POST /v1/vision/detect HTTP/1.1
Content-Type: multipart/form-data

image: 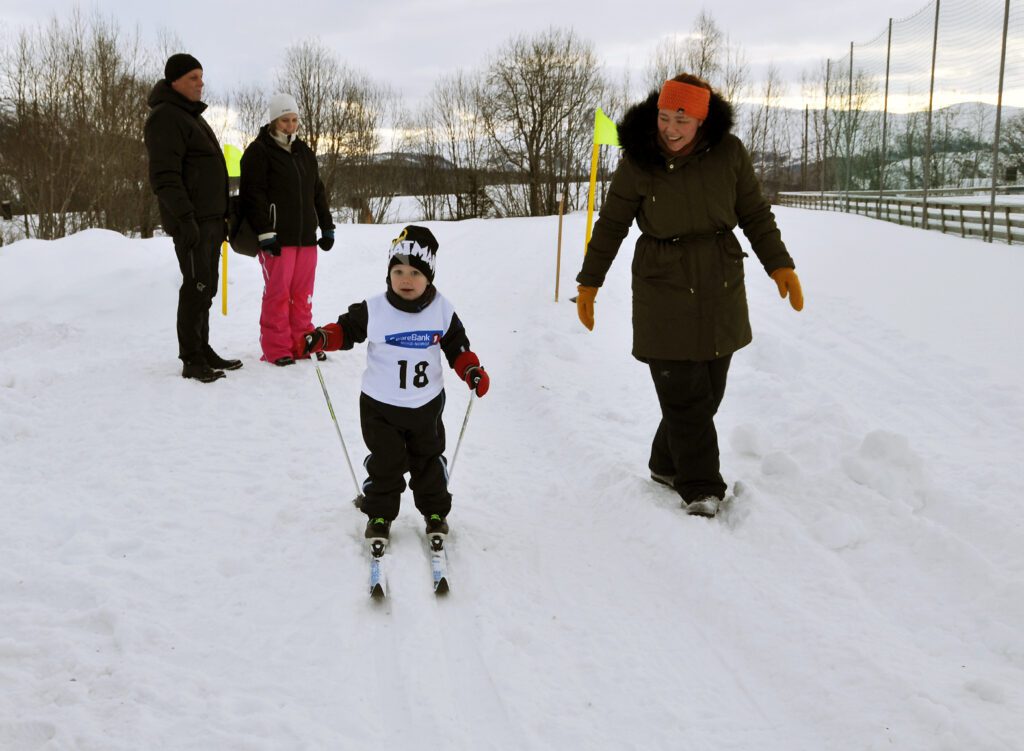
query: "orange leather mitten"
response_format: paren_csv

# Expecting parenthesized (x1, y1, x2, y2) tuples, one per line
(770, 268, 804, 312)
(576, 285, 598, 331)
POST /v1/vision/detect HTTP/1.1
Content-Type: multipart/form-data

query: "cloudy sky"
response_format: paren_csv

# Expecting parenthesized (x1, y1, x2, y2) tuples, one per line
(0, 0, 932, 106)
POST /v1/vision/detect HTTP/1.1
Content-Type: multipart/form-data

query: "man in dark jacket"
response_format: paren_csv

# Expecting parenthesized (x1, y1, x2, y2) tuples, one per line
(144, 53, 241, 383)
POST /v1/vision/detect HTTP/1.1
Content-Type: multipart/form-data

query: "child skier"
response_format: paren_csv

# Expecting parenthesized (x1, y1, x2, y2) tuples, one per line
(301, 225, 489, 550)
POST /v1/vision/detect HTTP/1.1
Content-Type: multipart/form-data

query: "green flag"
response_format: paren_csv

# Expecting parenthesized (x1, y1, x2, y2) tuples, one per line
(593, 107, 619, 147)
(223, 144, 242, 178)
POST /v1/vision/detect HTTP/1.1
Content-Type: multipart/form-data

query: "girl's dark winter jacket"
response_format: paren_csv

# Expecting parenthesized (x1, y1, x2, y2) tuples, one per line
(144, 81, 228, 235)
(239, 125, 334, 246)
(577, 90, 796, 362)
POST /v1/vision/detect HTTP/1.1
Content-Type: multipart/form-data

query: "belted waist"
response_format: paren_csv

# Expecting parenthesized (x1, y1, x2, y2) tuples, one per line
(642, 230, 731, 244)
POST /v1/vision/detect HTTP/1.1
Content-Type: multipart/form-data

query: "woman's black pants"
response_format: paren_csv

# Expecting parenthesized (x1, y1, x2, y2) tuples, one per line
(647, 355, 732, 502)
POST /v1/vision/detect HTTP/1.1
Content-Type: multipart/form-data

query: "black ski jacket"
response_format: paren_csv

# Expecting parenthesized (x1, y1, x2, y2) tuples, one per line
(143, 80, 229, 235)
(239, 125, 334, 246)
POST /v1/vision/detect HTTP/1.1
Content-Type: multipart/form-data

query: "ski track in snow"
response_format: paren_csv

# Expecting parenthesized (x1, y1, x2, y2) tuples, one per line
(1, 215, 1022, 749)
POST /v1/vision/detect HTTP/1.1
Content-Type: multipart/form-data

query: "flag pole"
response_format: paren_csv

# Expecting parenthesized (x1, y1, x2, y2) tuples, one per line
(221, 241, 228, 316)
(584, 108, 620, 257)
(555, 192, 565, 302)
(222, 144, 243, 316)
(584, 143, 601, 256)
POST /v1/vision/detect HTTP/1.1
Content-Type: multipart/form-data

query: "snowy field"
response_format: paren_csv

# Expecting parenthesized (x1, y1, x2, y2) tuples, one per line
(1, 208, 1022, 750)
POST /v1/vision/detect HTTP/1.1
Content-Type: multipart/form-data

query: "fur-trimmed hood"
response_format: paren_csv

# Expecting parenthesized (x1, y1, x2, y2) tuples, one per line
(616, 89, 735, 170)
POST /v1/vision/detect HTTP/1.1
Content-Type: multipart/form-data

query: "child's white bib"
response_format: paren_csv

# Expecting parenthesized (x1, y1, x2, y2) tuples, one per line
(361, 292, 456, 408)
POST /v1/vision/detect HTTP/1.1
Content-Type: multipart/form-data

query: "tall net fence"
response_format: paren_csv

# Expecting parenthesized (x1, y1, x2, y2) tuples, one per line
(783, 0, 1023, 197)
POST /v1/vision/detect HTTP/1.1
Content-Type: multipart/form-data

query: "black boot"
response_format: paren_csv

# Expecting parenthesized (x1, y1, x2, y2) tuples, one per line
(424, 514, 449, 537)
(365, 517, 392, 542)
(203, 345, 242, 371)
(182, 359, 225, 383)
(274, 356, 295, 367)
(424, 514, 448, 552)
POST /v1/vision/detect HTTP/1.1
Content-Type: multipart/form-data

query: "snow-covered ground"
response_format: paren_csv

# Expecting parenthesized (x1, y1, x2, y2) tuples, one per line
(1, 208, 1021, 750)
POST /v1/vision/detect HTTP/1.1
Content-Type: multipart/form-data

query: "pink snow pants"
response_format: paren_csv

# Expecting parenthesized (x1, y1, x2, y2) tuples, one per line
(258, 245, 317, 362)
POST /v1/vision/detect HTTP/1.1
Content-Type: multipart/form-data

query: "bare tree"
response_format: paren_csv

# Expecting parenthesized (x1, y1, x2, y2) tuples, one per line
(413, 70, 493, 220)
(899, 109, 924, 190)
(407, 115, 448, 221)
(276, 39, 341, 156)
(76, 15, 155, 235)
(333, 74, 402, 224)
(965, 103, 994, 185)
(800, 63, 831, 190)
(0, 16, 88, 239)
(744, 63, 793, 195)
(823, 67, 883, 192)
(225, 84, 270, 148)
(273, 40, 403, 224)
(0, 10, 155, 239)
(930, 106, 958, 188)
(478, 27, 604, 217)
(644, 35, 687, 91)
(718, 35, 749, 104)
(153, 27, 184, 67)
(644, 11, 742, 98)
(999, 111, 1024, 179)
(685, 10, 723, 82)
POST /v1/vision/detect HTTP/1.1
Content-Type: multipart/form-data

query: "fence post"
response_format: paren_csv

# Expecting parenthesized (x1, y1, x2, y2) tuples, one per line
(923, 0, 941, 231)
(803, 104, 809, 190)
(845, 42, 854, 213)
(990, 0, 1011, 243)
(879, 18, 893, 217)
(823, 60, 831, 195)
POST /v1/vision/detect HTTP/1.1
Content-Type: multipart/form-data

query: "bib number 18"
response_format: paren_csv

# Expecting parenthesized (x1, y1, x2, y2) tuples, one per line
(397, 360, 429, 389)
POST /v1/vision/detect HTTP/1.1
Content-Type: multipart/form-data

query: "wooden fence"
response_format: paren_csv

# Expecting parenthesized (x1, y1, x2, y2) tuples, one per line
(777, 192, 1024, 244)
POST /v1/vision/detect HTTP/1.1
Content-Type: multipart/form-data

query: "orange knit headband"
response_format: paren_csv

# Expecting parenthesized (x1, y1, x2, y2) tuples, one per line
(657, 80, 710, 120)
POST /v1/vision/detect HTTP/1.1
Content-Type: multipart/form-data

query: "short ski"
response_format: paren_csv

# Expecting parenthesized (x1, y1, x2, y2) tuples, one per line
(369, 540, 388, 600)
(429, 535, 449, 594)
(366, 536, 449, 597)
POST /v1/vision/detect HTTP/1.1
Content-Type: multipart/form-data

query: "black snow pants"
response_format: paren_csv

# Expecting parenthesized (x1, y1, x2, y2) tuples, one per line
(359, 391, 452, 522)
(647, 355, 732, 502)
(173, 219, 223, 363)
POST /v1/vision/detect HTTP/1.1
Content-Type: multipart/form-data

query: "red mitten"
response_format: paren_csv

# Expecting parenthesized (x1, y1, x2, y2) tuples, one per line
(300, 323, 344, 354)
(454, 351, 489, 397)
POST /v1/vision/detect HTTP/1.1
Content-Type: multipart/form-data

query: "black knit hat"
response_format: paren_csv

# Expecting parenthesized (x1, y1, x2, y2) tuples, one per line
(164, 53, 202, 83)
(388, 225, 438, 282)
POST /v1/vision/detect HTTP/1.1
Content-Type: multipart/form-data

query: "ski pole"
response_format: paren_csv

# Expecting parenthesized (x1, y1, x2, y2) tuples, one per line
(447, 394, 475, 486)
(314, 364, 365, 507)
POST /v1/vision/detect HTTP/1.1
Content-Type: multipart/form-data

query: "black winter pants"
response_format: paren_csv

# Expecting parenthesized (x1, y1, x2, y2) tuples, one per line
(172, 220, 222, 363)
(647, 355, 732, 502)
(359, 391, 452, 522)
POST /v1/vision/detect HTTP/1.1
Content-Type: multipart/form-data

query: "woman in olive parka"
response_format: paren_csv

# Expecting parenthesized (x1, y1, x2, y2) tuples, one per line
(575, 73, 804, 518)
